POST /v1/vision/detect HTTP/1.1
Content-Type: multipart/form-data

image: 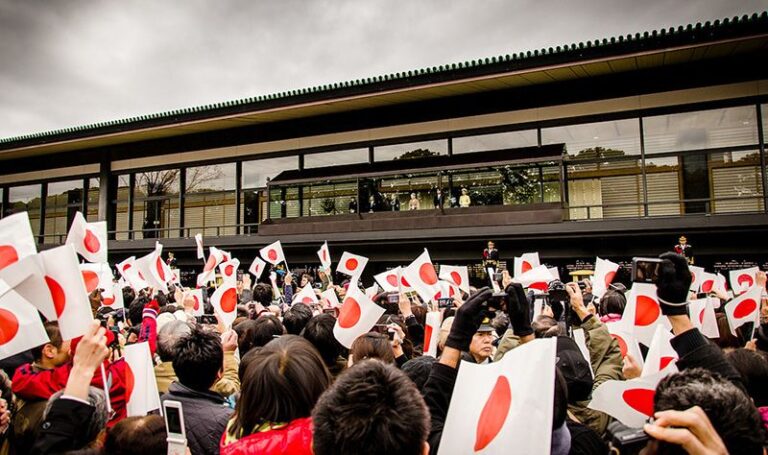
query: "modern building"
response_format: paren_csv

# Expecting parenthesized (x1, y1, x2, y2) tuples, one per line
(2, 13, 768, 283)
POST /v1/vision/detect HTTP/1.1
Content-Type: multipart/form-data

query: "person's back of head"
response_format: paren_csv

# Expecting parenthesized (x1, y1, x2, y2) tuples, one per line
(252, 283, 273, 307)
(312, 359, 429, 455)
(401, 355, 436, 392)
(229, 335, 331, 438)
(31, 322, 68, 367)
(599, 290, 626, 316)
(349, 332, 394, 365)
(156, 320, 192, 363)
(234, 319, 257, 355)
(652, 367, 765, 454)
(127, 298, 147, 326)
(250, 315, 285, 349)
(283, 303, 313, 335)
(725, 348, 768, 407)
(172, 327, 223, 391)
(44, 387, 108, 450)
(302, 314, 343, 368)
(104, 415, 167, 455)
(533, 315, 561, 338)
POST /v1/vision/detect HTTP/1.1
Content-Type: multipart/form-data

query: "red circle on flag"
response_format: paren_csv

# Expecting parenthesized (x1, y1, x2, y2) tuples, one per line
(622, 388, 655, 417)
(635, 296, 659, 326)
(529, 282, 548, 292)
(611, 333, 628, 358)
(521, 261, 533, 273)
(401, 276, 410, 287)
(220, 288, 237, 313)
(733, 299, 757, 319)
(103, 296, 115, 306)
(699, 308, 706, 324)
(386, 274, 398, 287)
(302, 297, 314, 304)
(0, 309, 20, 346)
(0, 245, 19, 271)
(474, 375, 512, 452)
(82, 271, 100, 293)
(738, 274, 754, 288)
(424, 324, 434, 353)
(450, 271, 462, 286)
(345, 258, 359, 271)
(45, 276, 66, 318)
(419, 263, 438, 286)
(155, 257, 166, 281)
(338, 297, 361, 329)
(659, 356, 675, 370)
(322, 250, 327, 262)
(83, 229, 100, 254)
(701, 280, 714, 293)
(125, 363, 135, 403)
(123, 263, 132, 271)
(203, 255, 217, 272)
(267, 249, 278, 261)
(193, 295, 200, 311)
(225, 265, 234, 276)
(604, 271, 616, 287)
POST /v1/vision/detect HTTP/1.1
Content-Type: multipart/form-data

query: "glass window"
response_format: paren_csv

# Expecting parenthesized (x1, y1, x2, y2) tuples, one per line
(268, 186, 301, 219)
(302, 180, 358, 216)
(113, 175, 131, 241)
(185, 163, 236, 236)
(453, 130, 538, 154)
(709, 150, 764, 214)
(644, 157, 682, 216)
(242, 156, 297, 189)
(566, 159, 645, 220)
(304, 148, 368, 169)
(133, 170, 180, 239)
(542, 118, 641, 159)
(375, 139, 448, 161)
(643, 105, 759, 154)
(86, 178, 100, 222)
(375, 172, 440, 211)
(45, 180, 83, 243)
(8, 184, 41, 237)
(762, 104, 768, 143)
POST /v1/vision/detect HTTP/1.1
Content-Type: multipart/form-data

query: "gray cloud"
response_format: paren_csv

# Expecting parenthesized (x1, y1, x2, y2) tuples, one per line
(0, 0, 765, 138)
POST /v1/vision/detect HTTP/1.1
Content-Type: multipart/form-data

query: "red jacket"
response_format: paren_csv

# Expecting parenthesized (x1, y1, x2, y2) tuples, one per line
(219, 417, 313, 455)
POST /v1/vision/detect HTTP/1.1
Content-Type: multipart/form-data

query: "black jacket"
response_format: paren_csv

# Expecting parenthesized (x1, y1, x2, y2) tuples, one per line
(161, 382, 232, 455)
(422, 363, 458, 455)
(31, 398, 94, 454)
(670, 328, 747, 394)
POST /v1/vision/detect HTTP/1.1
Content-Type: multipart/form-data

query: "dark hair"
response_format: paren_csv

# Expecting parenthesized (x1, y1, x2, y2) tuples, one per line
(250, 315, 285, 349)
(154, 292, 168, 308)
(714, 313, 742, 349)
(233, 319, 256, 354)
(238, 346, 262, 381)
(121, 287, 135, 308)
(401, 356, 436, 392)
(229, 335, 331, 437)
(725, 348, 768, 407)
(654, 368, 765, 455)
(302, 314, 343, 368)
(312, 360, 429, 455)
(553, 368, 568, 430)
(31, 322, 63, 361)
(103, 415, 167, 455)
(532, 315, 561, 338)
(349, 333, 394, 364)
(127, 298, 146, 326)
(599, 290, 626, 316)
(252, 283, 273, 306)
(172, 328, 223, 391)
(283, 303, 313, 335)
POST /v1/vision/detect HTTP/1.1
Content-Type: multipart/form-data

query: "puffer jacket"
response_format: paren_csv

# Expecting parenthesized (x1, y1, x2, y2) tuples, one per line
(219, 416, 313, 455)
(161, 382, 232, 455)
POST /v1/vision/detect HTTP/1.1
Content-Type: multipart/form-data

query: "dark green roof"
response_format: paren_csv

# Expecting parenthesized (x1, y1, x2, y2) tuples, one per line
(1, 11, 767, 148)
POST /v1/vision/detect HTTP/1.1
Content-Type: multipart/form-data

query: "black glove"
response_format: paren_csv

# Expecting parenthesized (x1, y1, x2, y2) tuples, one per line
(505, 283, 533, 337)
(656, 252, 692, 315)
(445, 287, 493, 352)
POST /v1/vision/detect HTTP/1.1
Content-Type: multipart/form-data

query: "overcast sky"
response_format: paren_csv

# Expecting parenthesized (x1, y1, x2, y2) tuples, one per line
(0, 0, 765, 139)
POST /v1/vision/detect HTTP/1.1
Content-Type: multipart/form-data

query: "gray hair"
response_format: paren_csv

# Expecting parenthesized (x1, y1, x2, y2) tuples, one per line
(44, 386, 109, 444)
(157, 320, 193, 362)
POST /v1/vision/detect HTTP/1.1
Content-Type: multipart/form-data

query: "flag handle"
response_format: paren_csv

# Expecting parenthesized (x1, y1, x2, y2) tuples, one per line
(100, 363, 112, 415)
(283, 259, 291, 275)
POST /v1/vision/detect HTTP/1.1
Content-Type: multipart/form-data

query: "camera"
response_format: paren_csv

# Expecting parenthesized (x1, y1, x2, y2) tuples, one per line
(387, 293, 400, 304)
(437, 297, 453, 308)
(547, 280, 569, 305)
(631, 257, 664, 284)
(606, 421, 648, 454)
(195, 315, 218, 324)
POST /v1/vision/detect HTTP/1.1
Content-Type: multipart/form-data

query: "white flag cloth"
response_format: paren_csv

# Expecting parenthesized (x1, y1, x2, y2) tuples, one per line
(211, 283, 238, 327)
(135, 243, 168, 294)
(513, 252, 540, 278)
(592, 257, 619, 299)
(292, 284, 319, 305)
(688, 265, 704, 294)
(402, 249, 441, 303)
(572, 328, 594, 378)
(715, 273, 728, 296)
(438, 338, 556, 455)
(79, 263, 114, 295)
(101, 282, 125, 310)
(0, 212, 37, 272)
(333, 286, 384, 349)
(375, 267, 402, 293)
(248, 257, 266, 280)
(0, 285, 50, 361)
(688, 297, 719, 338)
(622, 283, 670, 347)
(423, 311, 442, 358)
(642, 325, 678, 377)
(724, 285, 761, 335)
(186, 288, 205, 316)
(259, 241, 286, 266)
(433, 281, 459, 300)
(0, 255, 57, 321)
(195, 233, 204, 259)
(319, 288, 340, 308)
(547, 267, 561, 281)
(589, 371, 666, 428)
(124, 342, 161, 416)
(729, 267, 759, 296)
(512, 265, 554, 293)
(439, 265, 470, 294)
(606, 321, 645, 370)
(317, 241, 332, 270)
(39, 245, 94, 340)
(218, 258, 240, 285)
(364, 284, 379, 300)
(336, 252, 368, 279)
(116, 257, 149, 291)
(65, 211, 107, 263)
(698, 272, 717, 294)
(198, 246, 226, 285)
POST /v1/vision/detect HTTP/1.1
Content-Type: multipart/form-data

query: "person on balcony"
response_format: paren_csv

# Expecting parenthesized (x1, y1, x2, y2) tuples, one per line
(408, 193, 420, 211)
(459, 188, 471, 207)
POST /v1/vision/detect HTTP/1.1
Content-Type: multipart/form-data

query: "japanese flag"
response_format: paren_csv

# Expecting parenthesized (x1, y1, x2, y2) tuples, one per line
(195, 233, 204, 259)
(0, 255, 57, 321)
(513, 252, 540, 278)
(124, 342, 161, 416)
(402, 249, 441, 304)
(433, 281, 458, 300)
(606, 321, 645, 370)
(364, 284, 379, 300)
(375, 267, 402, 293)
(38, 245, 94, 340)
(592, 257, 619, 299)
(317, 241, 332, 270)
(248, 257, 266, 280)
(116, 257, 149, 291)
(187, 288, 205, 316)
(688, 297, 719, 338)
(729, 267, 759, 296)
(135, 243, 168, 294)
(336, 252, 368, 279)
(688, 265, 704, 294)
(439, 265, 469, 294)
(0, 212, 37, 272)
(423, 311, 442, 358)
(333, 285, 384, 349)
(101, 282, 125, 310)
(642, 325, 678, 378)
(438, 338, 556, 455)
(589, 371, 666, 428)
(211, 282, 238, 327)
(513, 265, 553, 294)
(218, 258, 240, 285)
(622, 283, 669, 347)
(65, 211, 107, 263)
(699, 272, 719, 294)
(0, 284, 50, 361)
(715, 273, 728, 296)
(79, 263, 114, 295)
(198, 246, 226, 285)
(724, 285, 761, 335)
(293, 284, 319, 305)
(259, 241, 285, 266)
(320, 288, 340, 308)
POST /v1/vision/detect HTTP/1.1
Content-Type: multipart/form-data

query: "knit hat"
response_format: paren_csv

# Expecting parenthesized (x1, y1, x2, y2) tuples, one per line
(555, 336, 593, 402)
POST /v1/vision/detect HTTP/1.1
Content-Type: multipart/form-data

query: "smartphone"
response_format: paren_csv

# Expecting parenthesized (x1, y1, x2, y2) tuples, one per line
(236, 270, 244, 282)
(195, 315, 218, 325)
(163, 400, 187, 455)
(387, 293, 400, 304)
(437, 298, 453, 308)
(631, 257, 664, 283)
(322, 307, 337, 315)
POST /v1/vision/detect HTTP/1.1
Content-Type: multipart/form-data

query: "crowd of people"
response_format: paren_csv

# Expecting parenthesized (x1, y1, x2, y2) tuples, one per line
(0, 248, 766, 455)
